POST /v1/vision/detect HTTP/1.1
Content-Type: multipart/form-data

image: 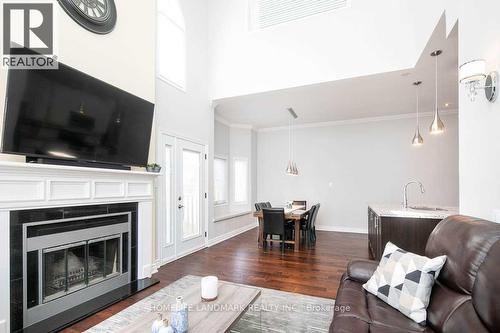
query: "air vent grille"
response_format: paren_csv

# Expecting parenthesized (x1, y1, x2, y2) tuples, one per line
(257, 0, 348, 28)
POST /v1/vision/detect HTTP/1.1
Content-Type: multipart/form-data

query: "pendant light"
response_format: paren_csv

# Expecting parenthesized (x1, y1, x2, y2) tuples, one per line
(412, 81, 424, 146)
(430, 50, 445, 134)
(285, 108, 298, 176)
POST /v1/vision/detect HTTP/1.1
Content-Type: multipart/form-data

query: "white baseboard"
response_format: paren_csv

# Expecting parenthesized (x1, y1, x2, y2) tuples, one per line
(141, 263, 154, 278)
(151, 259, 161, 275)
(316, 224, 368, 234)
(207, 222, 258, 247)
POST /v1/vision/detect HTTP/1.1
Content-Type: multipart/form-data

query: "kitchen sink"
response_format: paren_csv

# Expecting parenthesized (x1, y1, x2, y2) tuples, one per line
(409, 206, 448, 211)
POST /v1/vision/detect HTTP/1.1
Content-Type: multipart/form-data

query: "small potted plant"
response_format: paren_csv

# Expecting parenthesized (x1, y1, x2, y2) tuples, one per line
(146, 163, 162, 173)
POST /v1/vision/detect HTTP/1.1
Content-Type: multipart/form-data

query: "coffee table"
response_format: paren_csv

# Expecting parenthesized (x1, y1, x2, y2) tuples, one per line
(118, 280, 261, 333)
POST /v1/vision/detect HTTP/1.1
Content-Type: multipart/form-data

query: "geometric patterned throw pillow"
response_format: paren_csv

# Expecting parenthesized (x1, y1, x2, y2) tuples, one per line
(363, 242, 446, 325)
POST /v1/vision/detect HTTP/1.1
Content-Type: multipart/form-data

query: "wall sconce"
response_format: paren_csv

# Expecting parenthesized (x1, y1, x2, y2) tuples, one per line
(459, 59, 497, 102)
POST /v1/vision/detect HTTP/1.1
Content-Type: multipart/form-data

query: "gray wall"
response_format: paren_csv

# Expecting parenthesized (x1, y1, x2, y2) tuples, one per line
(256, 114, 459, 233)
(212, 119, 257, 241)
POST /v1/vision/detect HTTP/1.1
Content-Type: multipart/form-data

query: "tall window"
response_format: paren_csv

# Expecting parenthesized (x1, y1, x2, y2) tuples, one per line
(157, 0, 186, 90)
(233, 158, 248, 204)
(214, 156, 228, 205)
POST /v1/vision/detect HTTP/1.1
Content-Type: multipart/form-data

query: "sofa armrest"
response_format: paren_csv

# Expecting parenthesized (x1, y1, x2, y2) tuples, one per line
(346, 260, 379, 284)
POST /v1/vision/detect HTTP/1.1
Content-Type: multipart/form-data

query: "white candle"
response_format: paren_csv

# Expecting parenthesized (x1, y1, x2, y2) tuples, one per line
(201, 276, 218, 301)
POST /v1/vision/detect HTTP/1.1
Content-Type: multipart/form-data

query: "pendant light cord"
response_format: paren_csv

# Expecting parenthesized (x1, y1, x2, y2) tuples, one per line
(435, 54, 438, 111)
(288, 117, 291, 162)
(291, 117, 294, 162)
(416, 85, 420, 127)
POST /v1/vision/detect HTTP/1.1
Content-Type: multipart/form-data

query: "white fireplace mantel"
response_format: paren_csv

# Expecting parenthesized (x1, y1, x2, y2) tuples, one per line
(0, 161, 159, 332)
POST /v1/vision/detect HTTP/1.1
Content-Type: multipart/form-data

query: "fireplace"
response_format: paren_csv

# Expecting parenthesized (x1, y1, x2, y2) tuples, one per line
(9, 203, 158, 333)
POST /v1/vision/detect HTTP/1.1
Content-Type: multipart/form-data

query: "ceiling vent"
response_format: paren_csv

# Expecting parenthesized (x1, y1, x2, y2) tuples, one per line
(251, 0, 349, 29)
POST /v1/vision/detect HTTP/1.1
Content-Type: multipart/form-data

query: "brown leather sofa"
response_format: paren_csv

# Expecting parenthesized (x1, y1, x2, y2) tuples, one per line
(330, 215, 500, 333)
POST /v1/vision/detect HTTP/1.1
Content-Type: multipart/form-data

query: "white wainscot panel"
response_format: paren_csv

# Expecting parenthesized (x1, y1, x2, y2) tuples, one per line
(49, 180, 91, 200)
(0, 180, 44, 202)
(127, 181, 152, 197)
(94, 181, 125, 199)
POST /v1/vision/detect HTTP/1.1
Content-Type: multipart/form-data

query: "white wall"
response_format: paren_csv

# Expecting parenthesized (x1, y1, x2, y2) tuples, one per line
(257, 113, 459, 233)
(0, 0, 156, 161)
(154, 0, 216, 247)
(457, 0, 500, 221)
(155, 0, 211, 144)
(208, 0, 439, 100)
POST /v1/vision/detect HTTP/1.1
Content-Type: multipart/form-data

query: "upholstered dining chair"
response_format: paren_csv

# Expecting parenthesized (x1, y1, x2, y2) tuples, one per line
(262, 208, 293, 253)
(300, 205, 315, 247)
(310, 203, 320, 242)
(301, 204, 320, 246)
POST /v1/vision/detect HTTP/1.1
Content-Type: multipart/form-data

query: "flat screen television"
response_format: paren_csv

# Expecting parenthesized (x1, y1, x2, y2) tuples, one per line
(1, 62, 154, 168)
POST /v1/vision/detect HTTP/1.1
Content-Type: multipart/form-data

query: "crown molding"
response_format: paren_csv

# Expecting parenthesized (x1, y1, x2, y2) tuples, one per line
(215, 114, 254, 130)
(257, 109, 458, 132)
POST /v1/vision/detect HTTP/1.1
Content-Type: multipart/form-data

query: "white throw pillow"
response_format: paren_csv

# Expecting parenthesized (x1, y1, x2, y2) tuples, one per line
(363, 242, 446, 325)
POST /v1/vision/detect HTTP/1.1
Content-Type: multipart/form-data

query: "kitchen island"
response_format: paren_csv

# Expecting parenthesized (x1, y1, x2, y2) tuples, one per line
(368, 204, 458, 260)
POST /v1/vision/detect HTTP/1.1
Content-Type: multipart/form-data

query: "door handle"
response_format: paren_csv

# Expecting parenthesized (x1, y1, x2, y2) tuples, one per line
(178, 204, 184, 209)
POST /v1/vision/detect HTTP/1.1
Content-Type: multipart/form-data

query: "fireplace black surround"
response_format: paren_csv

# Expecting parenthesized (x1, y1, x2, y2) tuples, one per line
(10, 203, 159, 333)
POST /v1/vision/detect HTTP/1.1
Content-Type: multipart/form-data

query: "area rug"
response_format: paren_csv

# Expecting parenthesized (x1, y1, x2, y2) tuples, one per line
(86, 275, 335, 333)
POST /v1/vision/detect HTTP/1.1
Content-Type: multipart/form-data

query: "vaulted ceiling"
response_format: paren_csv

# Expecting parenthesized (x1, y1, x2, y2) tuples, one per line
(214, 17, 458, 129)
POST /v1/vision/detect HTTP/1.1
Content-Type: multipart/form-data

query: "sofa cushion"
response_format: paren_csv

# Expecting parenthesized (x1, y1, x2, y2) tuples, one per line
(363, 242, 446, 325)
(331, 273, 435, 333)
(425, 215, 500, 332)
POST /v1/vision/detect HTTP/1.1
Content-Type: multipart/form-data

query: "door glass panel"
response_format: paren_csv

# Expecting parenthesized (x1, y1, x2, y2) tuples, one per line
(182, 149, 201, 239)
(165, 145, 173, 244)
(88, 240, 105, 284)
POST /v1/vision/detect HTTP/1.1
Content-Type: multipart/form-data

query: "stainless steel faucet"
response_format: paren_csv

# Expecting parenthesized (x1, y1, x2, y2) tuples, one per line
(403, 181, 425, 208)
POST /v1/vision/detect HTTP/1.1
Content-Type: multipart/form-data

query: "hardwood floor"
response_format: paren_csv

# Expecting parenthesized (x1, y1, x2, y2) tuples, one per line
(63, 227, 369, 332)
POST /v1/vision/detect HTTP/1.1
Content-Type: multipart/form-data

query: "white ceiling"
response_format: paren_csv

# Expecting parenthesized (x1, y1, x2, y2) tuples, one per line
(214, 17, 458, 129)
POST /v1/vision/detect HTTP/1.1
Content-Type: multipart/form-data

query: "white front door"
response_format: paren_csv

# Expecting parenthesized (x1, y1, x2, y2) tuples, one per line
(157, 134, 206, 264)
(175, 138, 206, 256)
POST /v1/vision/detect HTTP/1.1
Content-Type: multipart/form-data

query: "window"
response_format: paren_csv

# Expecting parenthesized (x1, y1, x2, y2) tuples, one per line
(214, 156, 228, 205)
(233, 158, 248, 203)
(157, 0, 186, 90)
(249, 0, 349, 30)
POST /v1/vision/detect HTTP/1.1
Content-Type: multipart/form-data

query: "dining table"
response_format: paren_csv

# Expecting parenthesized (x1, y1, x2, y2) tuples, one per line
(253, 206, 309, 252)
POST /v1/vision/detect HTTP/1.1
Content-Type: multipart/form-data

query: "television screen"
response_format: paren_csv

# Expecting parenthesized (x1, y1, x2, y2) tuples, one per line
(2, 63, 154, 167)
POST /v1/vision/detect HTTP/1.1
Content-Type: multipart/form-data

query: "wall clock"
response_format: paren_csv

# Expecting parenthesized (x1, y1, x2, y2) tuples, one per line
(58, 0, 117, 34)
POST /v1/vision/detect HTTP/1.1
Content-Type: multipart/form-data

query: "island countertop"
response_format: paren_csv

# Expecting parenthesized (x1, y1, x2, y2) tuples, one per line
(368, 204, 459, 219)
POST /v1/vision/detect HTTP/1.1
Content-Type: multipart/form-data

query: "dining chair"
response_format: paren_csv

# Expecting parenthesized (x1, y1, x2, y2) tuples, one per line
(262, 208, 292, 253)
(292, 200, 307, 210)
(300, 205, 316, 247)
(310, 203, 320, 243)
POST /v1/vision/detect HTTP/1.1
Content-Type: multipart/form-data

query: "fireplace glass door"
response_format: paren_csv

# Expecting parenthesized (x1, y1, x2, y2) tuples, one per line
(67, 242, 87, 292)
(43, 247, 67, 302)
(105, 237, 120, 278)
(88, 239, 105, 284)
(42, 235, 122, 303)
